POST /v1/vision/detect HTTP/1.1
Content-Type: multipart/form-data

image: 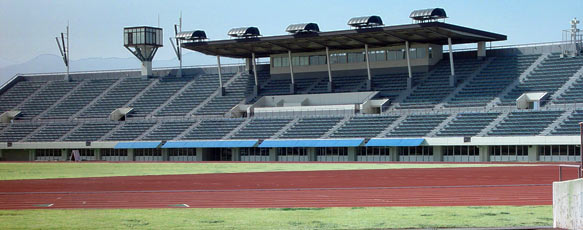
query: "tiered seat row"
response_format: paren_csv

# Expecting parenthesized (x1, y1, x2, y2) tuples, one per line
(64, 122, 119, 141)
(0, 80, 44, 112)
(499, 54, 583, 105)
(387, 114, 449, 137)
(436, 112, 500, 137)
(27, 123, 77, 141)
(79, 78, 153, 118)
(445, 55, 540, 107)
(17, 80, 80, 119)
(551, 110, 583, 135)
(400, 58, 484, 108)
(156, 74, 222, 116)
(182, 119, 244, 140)
(143, 121, 194, 141)
(0, 123, 41, 142)
(129, 78, 192, 117)
(280, 117, 342, 138)
(488, 110, 563, 136)
(105, 121, 157, 141)
(194, 74, 248, 116)
(42, 79, 117, 119)
(331, 115, 399, 138)
(231, 118, 292, 139)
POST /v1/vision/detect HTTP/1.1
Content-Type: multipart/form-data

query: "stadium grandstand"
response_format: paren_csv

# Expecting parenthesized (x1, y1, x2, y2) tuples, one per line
(1, 8, 583, 163)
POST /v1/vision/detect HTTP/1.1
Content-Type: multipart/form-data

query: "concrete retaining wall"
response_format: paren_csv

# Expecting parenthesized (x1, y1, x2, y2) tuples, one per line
(553, 178, 583, 229)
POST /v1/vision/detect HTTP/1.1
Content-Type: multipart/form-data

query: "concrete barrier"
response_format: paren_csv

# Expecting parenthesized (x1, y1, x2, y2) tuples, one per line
(553, 178, 583, 229)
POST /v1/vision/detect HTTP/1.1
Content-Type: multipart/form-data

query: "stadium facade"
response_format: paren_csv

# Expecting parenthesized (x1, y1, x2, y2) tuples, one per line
(1, 9, 583, 163)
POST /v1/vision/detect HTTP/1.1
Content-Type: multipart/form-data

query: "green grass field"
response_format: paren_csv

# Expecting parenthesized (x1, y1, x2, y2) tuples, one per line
(0, 162, 527, 180)
(0, 206, 552, 230)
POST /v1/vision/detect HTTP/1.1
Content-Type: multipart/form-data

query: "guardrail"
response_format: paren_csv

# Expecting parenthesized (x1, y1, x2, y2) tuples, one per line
(444, 40, 579, 53)
(558, 164, 582, 181)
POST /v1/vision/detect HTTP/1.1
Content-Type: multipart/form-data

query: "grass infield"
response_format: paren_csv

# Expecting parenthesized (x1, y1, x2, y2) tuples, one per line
(0, 162, 528, 180)
(0, 206, 552, 229)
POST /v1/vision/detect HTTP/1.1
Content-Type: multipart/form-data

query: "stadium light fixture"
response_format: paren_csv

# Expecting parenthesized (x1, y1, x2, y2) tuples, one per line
(55, 22, 70, 81)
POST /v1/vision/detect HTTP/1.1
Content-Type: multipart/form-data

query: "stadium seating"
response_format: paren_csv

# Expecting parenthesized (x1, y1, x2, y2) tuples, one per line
(488, 110, 563, 136)
(331, 115, 399, 138)
(231, 118, 293, 139)
(0, 80, 44, 112)
(436, 112, 500, 137)
(128, 77, 192, 117)
(551, 110, 583, 135)
(156, 74, 226, 117)
(498, 54, 583, 106)
(142, 120, 195, 141)
(194, 74, 251, 116)
(17, 80, 80, 119)
(79, 78, 153, 118)
(42, 79, 117, 119)
(0, 123, 42, 142)
(399, 58, 484, 108)
(105, 121, 157, 141)
(386, 114, 449, 137)
(64, 122, 119, 141)
(445, 55, 540, 107)
(280, 116, 343, 138)
(182, 119, 244, 140)
(27, 123, 77, 141)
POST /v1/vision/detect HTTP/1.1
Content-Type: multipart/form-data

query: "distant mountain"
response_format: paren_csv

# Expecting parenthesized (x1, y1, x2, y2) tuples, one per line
(0, 52, 240, 85)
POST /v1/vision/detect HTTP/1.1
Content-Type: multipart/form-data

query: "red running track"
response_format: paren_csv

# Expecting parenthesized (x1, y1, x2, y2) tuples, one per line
(0, 165, 579, 209)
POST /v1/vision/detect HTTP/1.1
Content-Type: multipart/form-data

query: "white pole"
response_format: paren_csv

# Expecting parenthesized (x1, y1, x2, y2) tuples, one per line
(252, 52, 258, 86)
(405, 41, 412, 89)
(217, 56, 223, 89)
(288, 50, 294, 84)
(66, 23, 70, 80)
(364, 44, 371, 81)
(326, 46, 332, 82)
(448, 37, 455, 87)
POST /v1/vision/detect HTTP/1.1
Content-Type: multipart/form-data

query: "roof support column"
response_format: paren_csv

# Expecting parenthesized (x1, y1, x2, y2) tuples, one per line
(216, 56, 225, 96)
(364, 44, 372, 91)
(405, 41, 412, 90)
(326, 46, 333, 92)
(448, 37, 455, 87)
(252, 52, 259, 97)
(477, 41, 486, 59)
(288, 50, 295, 94)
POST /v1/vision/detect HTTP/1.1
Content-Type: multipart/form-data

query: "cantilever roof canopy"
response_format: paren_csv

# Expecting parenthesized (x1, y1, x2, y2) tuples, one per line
(182, 22, 506, 59)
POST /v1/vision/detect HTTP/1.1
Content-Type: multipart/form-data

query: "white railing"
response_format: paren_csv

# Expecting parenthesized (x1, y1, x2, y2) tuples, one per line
(445, 40, 577, 53)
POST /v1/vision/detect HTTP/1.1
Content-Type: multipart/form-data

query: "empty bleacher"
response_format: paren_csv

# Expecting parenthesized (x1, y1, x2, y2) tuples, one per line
(445, 55, 539, 107)
(551, 110, 583, 135)
(42, 79, 117, 119)
(436, 112, 500, 137)
(331, 115, 399, 138)
(17, 80, 80, 119)
(371, 73, 415, 101)
(231, 118, 293, 139)
(79, 78, 153, 118)
(64, 122, 119, 141)
(0, 123, 41, 142)
(0, 80, 44, 112)
(181, 119, 244, 140)
(156, 74, 222, 116)
(142, 120, 195, 141)
(556, 77, 583, 103)
(399, 58, 484, 108)
(105, 121, 157, 141)
(488, 110, 563, 136)
(27, 123, 77, 141)
(280, 117, 342, 138)
(499, 54, 583, 106)
(387, 114, 449, 137)
(194, 74, 250, 116)
(128, 77, 191, 117)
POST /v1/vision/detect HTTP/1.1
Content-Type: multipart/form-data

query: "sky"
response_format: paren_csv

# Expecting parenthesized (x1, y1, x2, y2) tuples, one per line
(0, 0, 582, 65)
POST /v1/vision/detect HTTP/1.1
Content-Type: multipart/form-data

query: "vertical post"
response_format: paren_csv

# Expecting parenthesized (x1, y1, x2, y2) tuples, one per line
(252, 53, 259, 97)
(405, 41, 412, 90)
(580, 122, 583, 178)
(364, 44, 372, 91)
(288, 50, 295, 94)
(326, 47, 333, 92)
(448, 37, 455, 87)
(216, 56, 225, 96)
(66, 24, 70, 81)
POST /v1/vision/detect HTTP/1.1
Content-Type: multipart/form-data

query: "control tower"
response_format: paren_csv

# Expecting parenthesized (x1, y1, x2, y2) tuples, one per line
(124, 26, 163, 77)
